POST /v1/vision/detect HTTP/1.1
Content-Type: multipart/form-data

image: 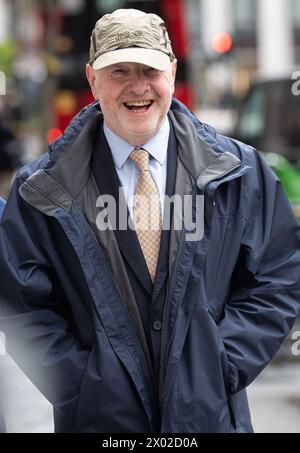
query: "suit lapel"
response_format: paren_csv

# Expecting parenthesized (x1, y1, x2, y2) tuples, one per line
(91, 125, 153, 294)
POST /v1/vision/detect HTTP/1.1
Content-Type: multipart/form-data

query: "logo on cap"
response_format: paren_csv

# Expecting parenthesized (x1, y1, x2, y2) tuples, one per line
(116, 30, 143, 43)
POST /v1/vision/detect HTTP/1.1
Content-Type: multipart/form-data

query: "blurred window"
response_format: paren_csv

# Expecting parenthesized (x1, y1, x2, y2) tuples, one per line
(188, 0, 202, 49)
(292, 0, 300, 28)
(232, 0, 256, 47)
(237, 86, 265, 141)
(232, 0, 256, 33)
(278, 84, 300, 149)
(57, 0, 85, 14)
(95, 0, 125, 13)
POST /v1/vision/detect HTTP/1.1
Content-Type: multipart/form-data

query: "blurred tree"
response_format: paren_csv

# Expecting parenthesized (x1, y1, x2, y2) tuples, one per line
(0, 39, 16, 77)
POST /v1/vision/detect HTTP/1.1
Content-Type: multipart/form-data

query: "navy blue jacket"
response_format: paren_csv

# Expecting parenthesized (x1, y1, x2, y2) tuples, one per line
(0, 99, 299, 433)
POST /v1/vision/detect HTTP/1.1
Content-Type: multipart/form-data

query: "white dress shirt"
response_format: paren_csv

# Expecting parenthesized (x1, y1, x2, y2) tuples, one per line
(103, 117, 169, 220)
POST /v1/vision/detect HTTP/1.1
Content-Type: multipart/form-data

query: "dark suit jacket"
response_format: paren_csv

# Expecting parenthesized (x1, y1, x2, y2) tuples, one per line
(91, 120, 178, 387)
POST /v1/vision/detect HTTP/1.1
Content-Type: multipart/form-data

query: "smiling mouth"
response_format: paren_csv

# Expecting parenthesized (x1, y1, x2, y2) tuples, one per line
(123, 100, 153, 112)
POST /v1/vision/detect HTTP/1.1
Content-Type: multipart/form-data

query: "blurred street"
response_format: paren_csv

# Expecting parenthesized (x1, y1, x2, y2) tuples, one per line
(1, 353, 54, 433)
(1, 349, 300, 433)
(248, 363, 300, 433)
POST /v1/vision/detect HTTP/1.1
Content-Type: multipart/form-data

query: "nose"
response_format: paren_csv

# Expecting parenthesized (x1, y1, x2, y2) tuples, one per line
(127, 73, 150, 95)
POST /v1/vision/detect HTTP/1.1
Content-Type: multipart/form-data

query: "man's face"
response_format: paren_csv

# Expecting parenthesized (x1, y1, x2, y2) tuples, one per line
(86, 60, 177, 146)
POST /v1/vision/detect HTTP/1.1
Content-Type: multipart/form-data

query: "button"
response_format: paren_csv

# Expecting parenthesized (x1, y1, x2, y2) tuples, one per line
(152, 320, 162, 331)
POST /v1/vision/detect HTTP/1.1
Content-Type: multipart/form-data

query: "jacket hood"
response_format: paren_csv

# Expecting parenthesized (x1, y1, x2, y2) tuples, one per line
(48, 98, 234, 164)
(19, 98, 251, 214)
(46, 98, 244, 190)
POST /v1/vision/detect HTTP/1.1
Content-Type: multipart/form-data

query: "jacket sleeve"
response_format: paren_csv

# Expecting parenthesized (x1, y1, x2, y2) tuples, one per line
(218, 151, 300, 394)
(0, 178, 90, 422)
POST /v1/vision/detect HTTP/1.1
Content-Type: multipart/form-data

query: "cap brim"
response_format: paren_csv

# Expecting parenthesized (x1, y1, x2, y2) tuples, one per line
(92, 48, 171, 71)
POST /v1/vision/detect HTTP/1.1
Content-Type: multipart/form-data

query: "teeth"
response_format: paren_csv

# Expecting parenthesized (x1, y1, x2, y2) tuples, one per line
(125, 100, 152, 107)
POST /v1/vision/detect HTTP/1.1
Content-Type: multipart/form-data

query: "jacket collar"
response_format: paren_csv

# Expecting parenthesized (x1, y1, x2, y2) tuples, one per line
(19, 99, 246, 209)
(169, 108, 242, 191)
(47, 108, 101, 200)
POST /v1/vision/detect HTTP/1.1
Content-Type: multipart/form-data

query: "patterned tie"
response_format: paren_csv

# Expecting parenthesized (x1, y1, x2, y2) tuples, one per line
(130, 148, 162, 283)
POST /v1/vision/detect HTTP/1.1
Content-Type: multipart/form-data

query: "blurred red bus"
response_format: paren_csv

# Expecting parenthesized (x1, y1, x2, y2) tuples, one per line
(47, 0, 193, 134)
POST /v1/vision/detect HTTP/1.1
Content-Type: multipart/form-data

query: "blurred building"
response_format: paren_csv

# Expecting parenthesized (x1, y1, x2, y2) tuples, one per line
(189, 0, 300, 109)
(0, 0, 299, 141)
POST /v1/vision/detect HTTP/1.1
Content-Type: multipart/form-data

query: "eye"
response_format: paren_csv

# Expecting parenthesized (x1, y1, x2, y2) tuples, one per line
(145, 67, 160, 75)
(113, 69, 124, 75)
(111, 67, 128, 77)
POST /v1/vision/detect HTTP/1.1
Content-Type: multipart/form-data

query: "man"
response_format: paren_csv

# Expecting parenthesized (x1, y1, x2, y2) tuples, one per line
(0, 8, 299, 433)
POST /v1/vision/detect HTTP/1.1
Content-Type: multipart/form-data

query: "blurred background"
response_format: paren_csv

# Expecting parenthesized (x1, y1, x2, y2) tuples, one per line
(0, 0, 300, 433)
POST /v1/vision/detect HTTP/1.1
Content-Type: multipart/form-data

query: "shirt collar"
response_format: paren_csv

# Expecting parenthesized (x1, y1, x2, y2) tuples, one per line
(103, 116, 170, 170)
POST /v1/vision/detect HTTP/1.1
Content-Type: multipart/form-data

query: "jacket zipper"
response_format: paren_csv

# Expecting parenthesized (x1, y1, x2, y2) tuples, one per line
(159, 162, 246, 410)
(159, 183, 199, 409)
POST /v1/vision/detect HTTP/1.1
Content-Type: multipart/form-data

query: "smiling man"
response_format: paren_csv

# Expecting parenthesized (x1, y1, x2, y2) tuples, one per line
(86, 9, 176, 149)
(0, 8, 300, 434)
(86, 61, 176, 147)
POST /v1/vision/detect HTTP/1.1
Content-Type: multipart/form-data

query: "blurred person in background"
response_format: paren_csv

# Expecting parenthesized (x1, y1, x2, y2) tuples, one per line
(0, 197, 5, 216)
(0, 120, 23, 198)
(0, 8, 300, 434)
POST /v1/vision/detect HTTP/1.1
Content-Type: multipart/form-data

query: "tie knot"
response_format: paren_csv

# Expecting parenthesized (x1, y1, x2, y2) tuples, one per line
(130, 148, 149, 172)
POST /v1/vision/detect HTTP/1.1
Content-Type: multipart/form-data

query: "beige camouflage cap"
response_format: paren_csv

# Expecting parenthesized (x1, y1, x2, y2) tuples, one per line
(89, 9, 175, 71)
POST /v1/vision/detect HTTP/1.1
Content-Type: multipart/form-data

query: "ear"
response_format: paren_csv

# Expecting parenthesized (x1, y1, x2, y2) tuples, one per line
(86, 64, 97, 100)
(170, 59, 177, 94)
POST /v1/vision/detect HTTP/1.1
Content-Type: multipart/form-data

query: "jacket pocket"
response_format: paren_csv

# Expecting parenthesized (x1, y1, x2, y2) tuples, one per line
(207, 307, 231, 390)
(73, 341, 96, 429)
(228, 390, 253, 433)
(207, 307, 240, 431)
